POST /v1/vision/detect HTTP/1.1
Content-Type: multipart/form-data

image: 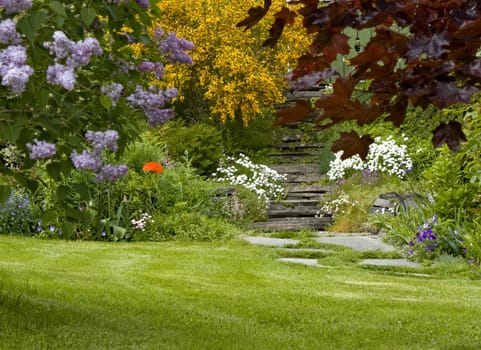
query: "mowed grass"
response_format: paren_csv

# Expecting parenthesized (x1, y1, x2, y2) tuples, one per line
(1, 236, 481, 350)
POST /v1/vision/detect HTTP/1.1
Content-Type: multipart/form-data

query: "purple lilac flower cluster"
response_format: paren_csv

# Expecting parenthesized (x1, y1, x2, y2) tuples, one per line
(26, 139, 56, 160)
(71, 130, 129, 182)
(0, 0, 32, 15)
(138, 61, 163, 79)
(70, 149, 102, 171)
(44, 31, 103, 90)
(0, 45, 34, 94)
(126, 85, 177, 127)
(156, 28, 194, 65)
(107, 0, 150, 8)
(408, 214, 439, 259)
(85, 130, 119, 152)
(100, 83, 124, 106)
(96, 164, 129, 182)
(0, 19, 20, 44)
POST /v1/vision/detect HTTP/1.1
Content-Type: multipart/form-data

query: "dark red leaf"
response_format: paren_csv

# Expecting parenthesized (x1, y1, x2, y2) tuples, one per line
(263, 7, 297, 47)
(454, 17, 481, 39)
(331, 131, 374, 160)
(432, 121, 467, 151)
(433, 81, 477, 107)
(321, 33, 350, 62)
(385, 97, 408, 126)
(275, 100, 314, 126)
(407, 33, 449, 62)
(237, 0, 272, 31)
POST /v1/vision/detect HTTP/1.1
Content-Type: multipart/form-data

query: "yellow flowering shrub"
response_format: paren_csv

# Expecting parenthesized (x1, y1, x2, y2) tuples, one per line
(154, 0, 309, 125)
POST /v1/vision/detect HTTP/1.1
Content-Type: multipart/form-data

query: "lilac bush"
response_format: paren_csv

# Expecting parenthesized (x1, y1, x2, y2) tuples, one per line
(0, 1, 193, 234)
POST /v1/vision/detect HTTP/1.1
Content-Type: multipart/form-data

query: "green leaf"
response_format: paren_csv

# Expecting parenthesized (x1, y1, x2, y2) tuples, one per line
(112, 224, 126, 236)
(0, 185, 11, 204)
(61, 220, 75, 238)
(73, 182, 91, 201)
(56, 16, 65, 28)
(47, 162, 62, 181)
(60, 160, 72, 178)
(56, 185, 70, 203)
(17, 12, 47, 40)
(36, 89, 50, 110)
(100, 95, 112, 110)
(0, 124, 20, 143)
(41, 209, 58, 225)
(80, 8, 97, 27)
(49, 1, 67, 17)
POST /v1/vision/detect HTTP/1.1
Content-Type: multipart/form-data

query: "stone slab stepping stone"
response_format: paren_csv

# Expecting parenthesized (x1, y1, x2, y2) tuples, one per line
(280, 248, 334, 254)
(358, 259, 422, 268)
(277, 258, 321, 266)
(243, 236, 299, 247)
(314, 235, 396, 252)
(248, 217, 333, 232)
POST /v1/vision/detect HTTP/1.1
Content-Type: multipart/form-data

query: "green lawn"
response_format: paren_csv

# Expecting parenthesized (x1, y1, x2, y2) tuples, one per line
(1, 235, 481, 350)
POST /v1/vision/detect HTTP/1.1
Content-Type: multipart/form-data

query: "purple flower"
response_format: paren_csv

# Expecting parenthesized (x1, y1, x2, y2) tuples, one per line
(26, 139, 57, 160)
(101, 83, 124, 106)
(44, 32, 102, 90)
(68, 37, 103, 67)
(138, 61, 164, 79)
(44, 31, 74, 60)
(0, 0, 32, 14)
(158, 32, 194, 65)
(85, 130, 119, 152)
(95, 164, 129, 182)
(0, 45, 27, 68)
(0, 19, 21, 44)
(70, 149, 102, 171)
(153, 27, 164, 41)
(2, 65, 33, 94)
(145, 108, 175, 127)
(46, 63, 76, 90)
(127, 85, 177, 127)
(135, 0, 150, 9)
(0, 45, 33, 94)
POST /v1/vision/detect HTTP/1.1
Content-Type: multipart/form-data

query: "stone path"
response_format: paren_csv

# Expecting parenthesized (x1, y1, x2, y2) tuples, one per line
(242, 234, 422, 269)
(242, 120, 339, 232)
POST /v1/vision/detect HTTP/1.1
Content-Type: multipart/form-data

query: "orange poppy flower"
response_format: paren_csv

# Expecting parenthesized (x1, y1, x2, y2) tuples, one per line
(142, 161, 163, 174)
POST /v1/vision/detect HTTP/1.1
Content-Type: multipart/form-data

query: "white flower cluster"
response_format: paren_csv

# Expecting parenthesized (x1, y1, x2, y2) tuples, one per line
(131, 211, 154, 231)
(317, 192, 356, 217)
(327, 135, 413, 181)
(213, 153, 287, 203)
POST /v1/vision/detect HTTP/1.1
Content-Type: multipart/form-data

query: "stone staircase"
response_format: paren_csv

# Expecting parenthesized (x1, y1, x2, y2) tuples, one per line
(248, 128, 335, 232)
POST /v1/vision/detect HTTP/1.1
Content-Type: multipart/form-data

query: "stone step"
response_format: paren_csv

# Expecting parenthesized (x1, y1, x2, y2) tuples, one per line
(275, 143, 323, 150)
(287, 184, 334, 194)
(268, 208, 320, 218)
(270, 163, 321, 174)
(248, 216, 333, 232)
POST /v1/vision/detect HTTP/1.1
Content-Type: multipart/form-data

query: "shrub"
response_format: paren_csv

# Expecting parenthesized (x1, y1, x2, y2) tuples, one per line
(148, 210, 238, 242)
(158, 121, 223, 176)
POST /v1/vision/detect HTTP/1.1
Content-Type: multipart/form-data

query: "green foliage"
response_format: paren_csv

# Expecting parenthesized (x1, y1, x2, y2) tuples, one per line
(220, 110, 277, 157)
(149, 210, 238, 241)
(422, 145, 475, 218)
(120, 136, 169, 173)
(0, 190, 33, 235)
(158, 121, 223, 176)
